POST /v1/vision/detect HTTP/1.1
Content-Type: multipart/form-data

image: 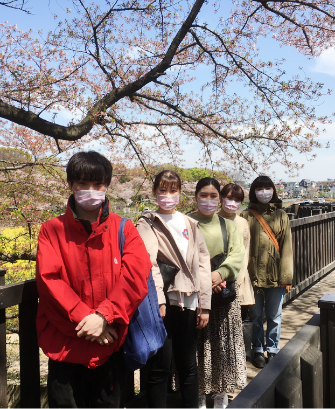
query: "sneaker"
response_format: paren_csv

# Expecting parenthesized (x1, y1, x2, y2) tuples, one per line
(252, 352, 266, 368)
(199, 393, 206, 409)
(267, 352, 276, 363)
(213, 392, 228, 409)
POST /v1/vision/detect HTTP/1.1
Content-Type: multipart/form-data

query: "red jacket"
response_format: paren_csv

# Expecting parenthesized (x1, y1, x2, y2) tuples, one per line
(36, 199, 151, 368)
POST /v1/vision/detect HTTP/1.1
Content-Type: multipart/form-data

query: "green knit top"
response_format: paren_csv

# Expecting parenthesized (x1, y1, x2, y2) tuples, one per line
(190, 213, 245, 281)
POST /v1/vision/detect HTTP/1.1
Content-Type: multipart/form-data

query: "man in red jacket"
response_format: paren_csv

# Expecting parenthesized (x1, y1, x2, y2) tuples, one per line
(36, 151, 151, 408)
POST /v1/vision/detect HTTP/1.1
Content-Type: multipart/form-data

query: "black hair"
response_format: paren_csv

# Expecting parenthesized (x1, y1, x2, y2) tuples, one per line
(249, 175, 280, 204)
(66, 151, 113, 186)
(153, 170, 182, 192)
(195, 177, 220, 196)
(220, 183, 244, 202)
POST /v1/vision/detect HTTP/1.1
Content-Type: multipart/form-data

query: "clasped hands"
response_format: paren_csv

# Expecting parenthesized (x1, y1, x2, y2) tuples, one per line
(75, 312, 118, 346)
(212, 270, 226, 294)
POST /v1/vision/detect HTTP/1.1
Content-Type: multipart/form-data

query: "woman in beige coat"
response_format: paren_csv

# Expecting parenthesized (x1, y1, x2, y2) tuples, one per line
(136, 170, 211, 408)
(218, 183, 255, 320)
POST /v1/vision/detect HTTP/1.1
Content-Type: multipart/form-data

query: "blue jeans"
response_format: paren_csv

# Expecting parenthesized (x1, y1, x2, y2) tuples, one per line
(248, 286, 286, 354)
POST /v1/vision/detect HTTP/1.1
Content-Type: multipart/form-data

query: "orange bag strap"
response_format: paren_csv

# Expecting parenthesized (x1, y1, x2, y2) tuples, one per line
(249, 208, 280, 253)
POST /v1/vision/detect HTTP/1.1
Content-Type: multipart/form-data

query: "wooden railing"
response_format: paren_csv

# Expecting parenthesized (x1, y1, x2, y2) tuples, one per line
(0, 271, 39, 408)
(1, 211, 335, 407)
(285, 211, 335, 304)
(228, 292, 335, 408)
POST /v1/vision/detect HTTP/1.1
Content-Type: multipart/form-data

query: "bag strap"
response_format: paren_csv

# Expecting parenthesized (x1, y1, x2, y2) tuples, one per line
(118, 217, 129, 257)
(139, 215, 154, 228)
(139, 215, 191, 279)
(249, 208, 280, 253)
(218, 215, 228, 256)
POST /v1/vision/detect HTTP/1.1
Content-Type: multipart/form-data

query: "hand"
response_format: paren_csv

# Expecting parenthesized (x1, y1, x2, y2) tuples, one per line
(213, 285, 222, 293)
(94, 325, 118, 345)
(212, 280, 226, 293)
(76, 313, 107, 340)
(211, 271, 222, 288)
(196, 308, 209, 329)
(159, 304, 166, 318)
(279, 284, 292, 293)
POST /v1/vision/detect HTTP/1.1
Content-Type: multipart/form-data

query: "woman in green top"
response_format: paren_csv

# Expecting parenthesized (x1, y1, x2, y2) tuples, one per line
(190, 177, 246, 404)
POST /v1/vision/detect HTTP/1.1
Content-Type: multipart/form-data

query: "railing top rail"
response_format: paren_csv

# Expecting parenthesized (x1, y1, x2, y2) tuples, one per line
(318, 292, 335, 309)
(0, 279, 37, 310)
(290, 211, 335, 228)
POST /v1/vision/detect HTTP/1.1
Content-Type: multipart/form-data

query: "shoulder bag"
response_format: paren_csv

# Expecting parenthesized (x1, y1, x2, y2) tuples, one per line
(211, 216, 237, 308)
(119, 217, 167, 371)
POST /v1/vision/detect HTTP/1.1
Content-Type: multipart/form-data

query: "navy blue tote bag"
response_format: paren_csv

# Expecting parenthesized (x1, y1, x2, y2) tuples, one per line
(118, 217, 167, 371)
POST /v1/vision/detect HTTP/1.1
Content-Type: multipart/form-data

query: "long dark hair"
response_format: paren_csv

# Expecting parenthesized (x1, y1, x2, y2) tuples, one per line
(249, 176, 280, 204)
(195, 177, 220, 196)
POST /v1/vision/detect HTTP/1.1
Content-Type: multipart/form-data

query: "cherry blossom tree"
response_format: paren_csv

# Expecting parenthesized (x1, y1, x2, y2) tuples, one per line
(0, 0, 334, 173)
(1, 0, 335, 264)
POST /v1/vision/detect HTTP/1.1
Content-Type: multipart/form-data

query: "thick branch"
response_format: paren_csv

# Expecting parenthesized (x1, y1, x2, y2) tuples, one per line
(0, 0, 206, 140)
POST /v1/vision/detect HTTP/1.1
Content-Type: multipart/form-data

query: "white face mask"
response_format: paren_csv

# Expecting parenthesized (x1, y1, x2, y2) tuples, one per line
(255, 189, 273, 204)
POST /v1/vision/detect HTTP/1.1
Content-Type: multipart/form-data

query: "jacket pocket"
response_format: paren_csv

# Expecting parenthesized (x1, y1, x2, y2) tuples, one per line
(266, 252, 279, 286)
(248, 256, 257, 285)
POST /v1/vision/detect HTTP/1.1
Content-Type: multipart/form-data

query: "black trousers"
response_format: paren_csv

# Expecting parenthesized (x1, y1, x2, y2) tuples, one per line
(47, 351, 126, 408)
(146, 305, 199, 408)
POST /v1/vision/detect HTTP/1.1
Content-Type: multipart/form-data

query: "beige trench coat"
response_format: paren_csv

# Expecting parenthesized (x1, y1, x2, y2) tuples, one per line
(224, 213, 255, 306)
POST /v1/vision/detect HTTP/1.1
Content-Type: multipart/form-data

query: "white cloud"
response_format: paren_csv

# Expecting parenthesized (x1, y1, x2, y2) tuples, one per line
(311, 48, 335, 76)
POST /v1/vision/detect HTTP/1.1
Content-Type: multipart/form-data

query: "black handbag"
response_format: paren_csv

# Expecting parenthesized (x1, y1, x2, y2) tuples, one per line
(211, 216, 237, 308)
(157, 260, 180, 292)
(140, 216, 180, 291)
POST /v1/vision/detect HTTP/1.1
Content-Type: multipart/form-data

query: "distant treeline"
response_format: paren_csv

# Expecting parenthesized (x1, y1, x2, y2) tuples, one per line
(117, 164, 230, 184)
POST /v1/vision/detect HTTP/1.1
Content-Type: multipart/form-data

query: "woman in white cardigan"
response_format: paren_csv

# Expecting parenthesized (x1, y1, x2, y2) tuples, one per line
(218, 183, 255, 319)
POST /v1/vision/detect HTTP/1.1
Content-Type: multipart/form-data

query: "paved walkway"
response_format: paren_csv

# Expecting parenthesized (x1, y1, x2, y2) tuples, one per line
(230, 268, 335, 401)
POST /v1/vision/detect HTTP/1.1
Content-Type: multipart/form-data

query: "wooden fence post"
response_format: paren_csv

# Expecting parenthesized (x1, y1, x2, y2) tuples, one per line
(318, 292, 335, 408)
(19, 297, 40, 408)
(0, 269, 6, 409)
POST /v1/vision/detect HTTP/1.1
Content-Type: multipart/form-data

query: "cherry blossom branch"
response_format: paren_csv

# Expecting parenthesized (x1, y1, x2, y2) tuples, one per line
(0, 0, 31, 13)
(0, 252, 36, 262)
(0, 0, 206, 140)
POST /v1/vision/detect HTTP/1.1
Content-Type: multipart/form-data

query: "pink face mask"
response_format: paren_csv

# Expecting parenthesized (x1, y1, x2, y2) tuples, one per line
(156, 195, 180, 210)
(74, 190, 106, 211)
(197, 199, 219, 216)
(255, 189, 273, 204)
(221, 199, 240, 213)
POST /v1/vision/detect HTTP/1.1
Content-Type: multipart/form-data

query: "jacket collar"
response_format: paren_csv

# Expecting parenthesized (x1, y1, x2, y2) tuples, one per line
(248, 201, 282, 214)
(142, 211, 197, 270)
(66, 195, 110, 235)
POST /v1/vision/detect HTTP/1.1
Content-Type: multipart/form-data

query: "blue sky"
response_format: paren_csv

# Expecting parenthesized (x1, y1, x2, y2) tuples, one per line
(2, 0, 335, 182)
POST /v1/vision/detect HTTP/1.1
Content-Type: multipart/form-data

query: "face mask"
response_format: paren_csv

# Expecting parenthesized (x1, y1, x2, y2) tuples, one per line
(74, 189, 106, 211)
(255, 189, 273, 204)
(221, 199, 240, 213)
(156, 195, 179, 210)
(197, 199, 219, 215)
